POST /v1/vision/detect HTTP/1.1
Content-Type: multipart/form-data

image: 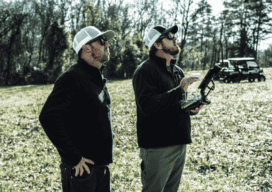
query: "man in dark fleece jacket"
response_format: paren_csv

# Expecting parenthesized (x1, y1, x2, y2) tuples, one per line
(132, 25, 204, 192)
(39, 26, 115, 192)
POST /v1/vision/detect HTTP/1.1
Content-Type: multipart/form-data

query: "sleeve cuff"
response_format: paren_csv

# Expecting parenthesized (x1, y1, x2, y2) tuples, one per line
(190, 111, 198, 115)
(178, 85, 186, 99)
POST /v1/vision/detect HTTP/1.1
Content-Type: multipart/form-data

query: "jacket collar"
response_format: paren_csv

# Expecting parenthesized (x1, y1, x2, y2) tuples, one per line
(77, 58, 107, 86)
(150, 54, 179, 74)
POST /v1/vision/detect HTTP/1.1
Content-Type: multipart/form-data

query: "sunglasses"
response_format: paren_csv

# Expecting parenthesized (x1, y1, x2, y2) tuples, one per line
(88, 37, 107, 46)
(159, 32, 175, 41)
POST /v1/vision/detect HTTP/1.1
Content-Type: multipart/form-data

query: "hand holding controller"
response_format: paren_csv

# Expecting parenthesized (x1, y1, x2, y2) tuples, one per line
(180, 77, 198, 92)
(180, 65, 221, 112)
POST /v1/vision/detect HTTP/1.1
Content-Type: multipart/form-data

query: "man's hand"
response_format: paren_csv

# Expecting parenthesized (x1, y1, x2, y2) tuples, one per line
(180, 77, 198, 92)
(190, 103, 205, 113)
(74, 157, 95, 177)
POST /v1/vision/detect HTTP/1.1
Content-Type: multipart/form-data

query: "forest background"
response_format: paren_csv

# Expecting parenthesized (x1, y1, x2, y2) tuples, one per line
(1, 0, 272, 86)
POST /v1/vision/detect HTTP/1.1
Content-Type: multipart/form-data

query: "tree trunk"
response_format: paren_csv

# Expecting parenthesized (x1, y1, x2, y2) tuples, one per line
(211, 47, 214, 67)
(191, 57, 194, 70)
(5, 27, 19, 85)
(220, 21, 224, 64)
(211, 31, 216, 67)
(178, 39, 186, 68)
(177, 0, 193, 69)
(203, 42, 207, 69)
(200, 27, 203, 52)
(255, 5, 262, 59)
(38, 25, 48, 64)
(5, 47, 12, 85)
(0, 37, 3, 84)
(225, 36, 228, 59)
(216, 49, 219, 62)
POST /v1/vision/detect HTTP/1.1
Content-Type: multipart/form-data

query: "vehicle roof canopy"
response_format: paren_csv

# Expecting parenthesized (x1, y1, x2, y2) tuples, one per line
(228, 58, 255, 61)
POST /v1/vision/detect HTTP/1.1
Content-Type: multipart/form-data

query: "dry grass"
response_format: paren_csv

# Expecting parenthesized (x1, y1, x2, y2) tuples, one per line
(0, 68, 271, 192)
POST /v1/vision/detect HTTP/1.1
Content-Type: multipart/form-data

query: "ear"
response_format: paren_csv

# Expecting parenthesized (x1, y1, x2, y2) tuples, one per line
(82, 44, 92, 53)
(154, 41, 163, 50)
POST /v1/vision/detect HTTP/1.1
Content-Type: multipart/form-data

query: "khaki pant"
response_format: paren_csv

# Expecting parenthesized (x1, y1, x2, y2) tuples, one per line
(139, 144, 187, 192)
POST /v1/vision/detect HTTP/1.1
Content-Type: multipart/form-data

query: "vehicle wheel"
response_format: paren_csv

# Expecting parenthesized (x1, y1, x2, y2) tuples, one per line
(223, 78, 230, 83)
(248, 78, 254, 82)
(233, 79, 240, 83)
(258, 76, 265, 82)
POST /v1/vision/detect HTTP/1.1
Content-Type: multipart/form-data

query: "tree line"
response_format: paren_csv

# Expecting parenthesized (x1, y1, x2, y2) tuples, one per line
(0, 0, 272, 86)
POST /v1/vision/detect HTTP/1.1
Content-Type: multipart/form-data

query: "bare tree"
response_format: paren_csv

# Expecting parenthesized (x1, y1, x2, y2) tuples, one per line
(171, 0, 206, 68)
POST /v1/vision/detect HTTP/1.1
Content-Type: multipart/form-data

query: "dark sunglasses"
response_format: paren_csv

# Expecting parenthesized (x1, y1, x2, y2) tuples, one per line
(88, 37, 107, 46)
(159, 32, 175, 41)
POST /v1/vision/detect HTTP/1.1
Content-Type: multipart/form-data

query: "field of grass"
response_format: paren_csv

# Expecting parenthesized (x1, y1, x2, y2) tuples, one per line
(0, 68, 272, 192)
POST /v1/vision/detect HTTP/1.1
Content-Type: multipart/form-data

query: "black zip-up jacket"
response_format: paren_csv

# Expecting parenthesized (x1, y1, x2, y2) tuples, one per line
(132, 54, 198, 149)
(39, 58, 114, 167)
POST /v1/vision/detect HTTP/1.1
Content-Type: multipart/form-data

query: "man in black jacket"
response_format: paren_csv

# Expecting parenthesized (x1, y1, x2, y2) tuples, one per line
(39, 26, 115, 192)
(132, 25, 204, 192)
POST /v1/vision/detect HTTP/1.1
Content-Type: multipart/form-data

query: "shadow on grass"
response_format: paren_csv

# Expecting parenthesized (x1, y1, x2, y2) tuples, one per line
(0, 85, 52, 98)
(215, 80, 267, 84)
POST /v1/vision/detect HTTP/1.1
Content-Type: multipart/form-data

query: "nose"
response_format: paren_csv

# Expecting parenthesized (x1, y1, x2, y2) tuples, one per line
(173, 37, 177, 41)
(105, 41, 110, 48)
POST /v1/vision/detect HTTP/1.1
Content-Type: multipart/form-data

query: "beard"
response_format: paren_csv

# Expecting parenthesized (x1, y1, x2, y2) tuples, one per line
(91, 46, 110, 63)
(98, 49, 110, 63)
(100, 54, 110, 63)
(162, 44, 179, 56)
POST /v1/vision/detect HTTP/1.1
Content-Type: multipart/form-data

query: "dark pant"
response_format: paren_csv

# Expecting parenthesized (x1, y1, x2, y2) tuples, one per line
(60, 144, 186, 192)
(60, 161, 110, 192)
(140, 144, 187, 192)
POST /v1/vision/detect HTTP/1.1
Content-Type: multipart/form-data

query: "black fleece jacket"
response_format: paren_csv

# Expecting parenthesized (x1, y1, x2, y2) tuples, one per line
(39, 58, 113, 167)
(132, 54, 198, 149)
(39, 55, 198, 168)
